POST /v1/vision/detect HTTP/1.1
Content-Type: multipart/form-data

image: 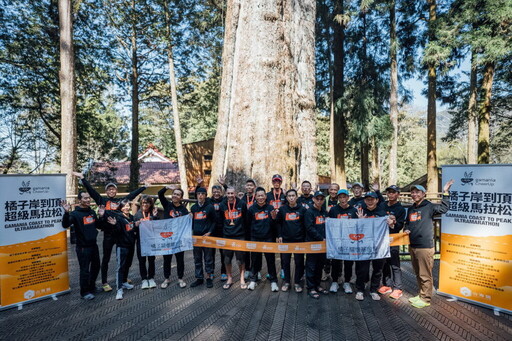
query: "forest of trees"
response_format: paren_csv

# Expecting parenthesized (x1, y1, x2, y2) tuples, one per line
(0, 0, 510, 197)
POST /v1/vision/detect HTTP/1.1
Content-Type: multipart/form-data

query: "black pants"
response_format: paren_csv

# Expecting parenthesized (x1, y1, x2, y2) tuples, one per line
(331, 259, 355, 283)
(76, 245, 100, 297)
(101, 234, 116, 284)
(355, 259, 386, 292)
(244, 252, 252, 272)
(383, 246, 402, 290)
(193, 246, 214, 278)
(281, 253, 304, 284)
(123, 244, 135, 282)
(250, 238, 277, 282)
(136, 238, 155, 280)
(212, 248, 226, 274)
(163, 252, 184, 279)
(116, 246, 129, 290)
(306, 253, 326, 290)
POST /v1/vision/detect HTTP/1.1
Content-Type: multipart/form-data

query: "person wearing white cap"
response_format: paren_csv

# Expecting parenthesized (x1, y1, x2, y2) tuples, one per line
(72, 172, 150, 292)
(348, 182, 365, 209)
(405, 180, 454, 308)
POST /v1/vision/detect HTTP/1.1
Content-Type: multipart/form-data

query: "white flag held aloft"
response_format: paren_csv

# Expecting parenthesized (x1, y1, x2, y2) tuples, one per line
(139, 215, 193, 256)
(326, 216, 390, 260)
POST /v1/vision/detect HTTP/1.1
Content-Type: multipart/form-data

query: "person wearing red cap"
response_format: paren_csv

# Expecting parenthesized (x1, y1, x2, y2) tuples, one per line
(72, 172, 149, 292)
(267, 174, 286, 210)
(405, 180, 453, 308)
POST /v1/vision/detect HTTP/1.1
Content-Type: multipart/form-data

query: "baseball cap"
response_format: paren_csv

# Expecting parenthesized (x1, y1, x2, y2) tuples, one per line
(272, 174, 283, 182)
(337, 189, 350, 196)
(410, 185, 426, 192)
(352, 182, 364, 189)
(364, 192, 378, 198)
(196, 187, 207, 194)
(105, 183, 117, 190)
(385, 185, 401, 192)
(314, 191, 326, 198)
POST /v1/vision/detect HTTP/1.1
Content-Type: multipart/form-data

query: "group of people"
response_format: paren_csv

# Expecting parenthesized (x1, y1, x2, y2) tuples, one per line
(61, 171, 453, 309)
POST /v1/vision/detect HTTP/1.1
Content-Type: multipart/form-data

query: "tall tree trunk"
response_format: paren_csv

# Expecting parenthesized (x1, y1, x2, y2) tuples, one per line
(388, 0, 398, 186)
(371, 136, 380, 186)
(360, 139, 369, 190)
(210, 0, 318, 190)
(128, 0, 140, 191)
(477, 61, 495, 164)
(466, 52, 478, 164)
(164, 1, 189, 198)
(332, 0, 347, 188)
(426, 0, 438, 194)
(58, 0, 77, 199)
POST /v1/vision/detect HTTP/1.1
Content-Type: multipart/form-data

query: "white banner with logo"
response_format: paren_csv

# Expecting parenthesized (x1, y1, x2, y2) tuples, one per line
(0, 174, 68, 310)
(439, 164, 512, 314)
(326, 217, 390, 260)
(139, 215, 193, 256)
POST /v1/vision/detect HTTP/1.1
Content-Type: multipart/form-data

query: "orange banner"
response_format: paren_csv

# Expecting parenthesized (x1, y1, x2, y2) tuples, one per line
(192, 233, 409, 253)
(0, 232, 69, 308)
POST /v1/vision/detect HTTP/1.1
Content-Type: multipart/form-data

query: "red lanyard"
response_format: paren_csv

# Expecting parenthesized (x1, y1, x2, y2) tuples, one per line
(246, 193, 255, 207)
(273, 189, 282, 202)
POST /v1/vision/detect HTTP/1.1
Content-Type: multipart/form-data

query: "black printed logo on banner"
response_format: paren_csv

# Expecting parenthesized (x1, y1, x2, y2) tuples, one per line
(461, 172, 474, 186)
(19, 181, 31, 195)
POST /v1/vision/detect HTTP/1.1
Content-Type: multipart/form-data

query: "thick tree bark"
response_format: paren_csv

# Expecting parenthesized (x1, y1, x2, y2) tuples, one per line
(164, 1, 189, 198)
(211, 0, 318, 190)
(426, 0, 438, 194)
(332, 0, 347, 188)
(371, 136, 380, 186)
(388, 0, 398, 186)
(128, 0, 140, 191)
(360, 139, 369, 190)
(467, 51, 478, 164)
(477, 61, 494, 164)
(58, 0, 77, 199)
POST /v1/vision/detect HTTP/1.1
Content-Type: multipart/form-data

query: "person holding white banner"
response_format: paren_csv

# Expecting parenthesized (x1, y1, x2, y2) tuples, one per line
(405, 180, 453, 309)
(61, 192, 102, 300)
(327, 189, 358, 294)
(158, 186, 189, 289)
(354, 192, 395, 301)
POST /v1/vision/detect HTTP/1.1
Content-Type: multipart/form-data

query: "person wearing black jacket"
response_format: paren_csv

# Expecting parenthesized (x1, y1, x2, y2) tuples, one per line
(405, 181, 453, 309)
(61, 192, 102, 300)
(354, 192, 395, 301)
(209, 185, 227, 280)
(267, 174, 286, 210)
(297, 180, 314, 209)
(241, 179, 257, 280)
(218, 187, 248, 289)
(72, 172, 149, 292)
(133, 196, 158, 290)
(276, 189, 307, 293)
(376, 185, 407, 299)
(103, 202, 136, 300)
(328, 189, 358, 294)
(247, 187, 278, 292)
(348, 182, 365, 209)
(158, 186, 189, 289)
(305, 191, 328, 299)
(190, 188, 216, 288)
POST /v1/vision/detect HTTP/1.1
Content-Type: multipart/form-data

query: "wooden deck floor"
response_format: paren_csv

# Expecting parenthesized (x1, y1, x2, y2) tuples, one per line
(1, 239, 511, 341)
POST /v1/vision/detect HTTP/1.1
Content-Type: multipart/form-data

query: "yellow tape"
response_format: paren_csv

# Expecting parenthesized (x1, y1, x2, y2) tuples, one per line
(192, 233, 409, 254)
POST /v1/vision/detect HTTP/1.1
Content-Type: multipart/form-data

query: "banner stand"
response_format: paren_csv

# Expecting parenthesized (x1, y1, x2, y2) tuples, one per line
(1, 290, 70, 311)
(437, 291, 511, 316)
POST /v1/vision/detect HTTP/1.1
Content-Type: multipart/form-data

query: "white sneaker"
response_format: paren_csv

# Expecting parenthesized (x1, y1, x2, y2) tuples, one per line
(178, 279, 186, 288)
(355, 292, 364, 301)
(343, 282, 353, 294)
(82, 293, 95, 300)
(148, 278, 157, 288)
(271, 282, 279, 292)
(248, 281, 257, 290)
(370, 292, 381, 301)
(116, 289, 123, 300)
(122, 282, 134, 290)
(330, 282, 339, 293)
(141, 280, 150, 289)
